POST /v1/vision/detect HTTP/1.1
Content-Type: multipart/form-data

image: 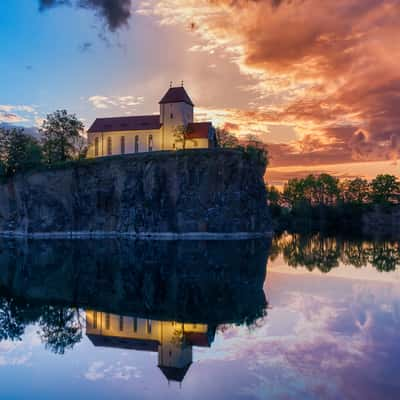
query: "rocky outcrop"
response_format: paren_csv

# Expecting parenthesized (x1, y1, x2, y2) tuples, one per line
(0, 149, 271, 237)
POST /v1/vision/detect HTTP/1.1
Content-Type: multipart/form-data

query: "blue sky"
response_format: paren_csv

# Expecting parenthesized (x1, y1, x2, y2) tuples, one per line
(1, 0, 399, 183)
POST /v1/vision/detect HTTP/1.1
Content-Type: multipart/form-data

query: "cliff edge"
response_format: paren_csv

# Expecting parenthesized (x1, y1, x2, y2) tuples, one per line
(0, 149, 271, 238)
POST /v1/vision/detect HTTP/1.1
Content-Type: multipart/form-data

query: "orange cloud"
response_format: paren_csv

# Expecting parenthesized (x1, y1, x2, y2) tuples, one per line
(140, 0, 400, 166)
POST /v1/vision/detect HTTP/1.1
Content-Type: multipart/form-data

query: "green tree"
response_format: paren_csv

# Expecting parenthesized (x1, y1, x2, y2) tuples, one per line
(369, 174, 400, 205)
(0, 127, 42, 177)
(41, 110, 84, 164)
(215, 128, 239, 148)
(341, 178, 370, 204)
(38, 306, 82, 355)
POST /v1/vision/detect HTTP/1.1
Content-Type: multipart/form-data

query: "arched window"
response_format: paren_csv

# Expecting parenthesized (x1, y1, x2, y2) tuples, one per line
(120, 136, 125, 154)
(94, 137, 99, 157)
(107, 137, 112, 155)
(135, 135, 139, 153)
(146, 319, 152, 334)
(148, 134, 153, 152)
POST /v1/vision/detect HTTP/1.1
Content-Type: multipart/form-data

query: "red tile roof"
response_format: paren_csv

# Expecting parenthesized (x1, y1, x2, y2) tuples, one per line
(159, 87, 194, 106)
(187, 122, 212, 139)
(87, 115, 161, 133)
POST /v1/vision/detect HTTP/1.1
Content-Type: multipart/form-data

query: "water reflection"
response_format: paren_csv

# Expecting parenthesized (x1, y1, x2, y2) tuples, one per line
(0, 236, 399, 399)
(86, 312, 214, 383)
(271, 233, 400, 272)
(0, 239, 269, 365)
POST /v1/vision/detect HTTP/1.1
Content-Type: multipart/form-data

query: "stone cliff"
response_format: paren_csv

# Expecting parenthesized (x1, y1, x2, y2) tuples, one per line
(0, 149, 271, 237)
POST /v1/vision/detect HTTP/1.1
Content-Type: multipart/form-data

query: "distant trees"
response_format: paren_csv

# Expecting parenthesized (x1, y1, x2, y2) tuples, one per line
(268, 173, 400, 233)
(40, 110, 85, 164)
(279, 173, 400, 209)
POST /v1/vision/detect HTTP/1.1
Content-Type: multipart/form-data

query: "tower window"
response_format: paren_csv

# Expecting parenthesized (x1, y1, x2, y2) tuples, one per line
(119, 316, 124, 331)
(135, 135, 139, 153)
(94, 137, 99, 157)
(170, 113, 173, 119)
(93, 311, 97, 329)
(107, 137, 112, 155)
(105, 313, 110, 330)
(120, 136, 125, 154)
(133, 318, 138, 332)
(148, 135, 153, 152)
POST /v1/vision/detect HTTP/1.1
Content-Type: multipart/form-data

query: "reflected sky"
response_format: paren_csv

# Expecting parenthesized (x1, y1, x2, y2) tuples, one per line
(0, 236, 399, 399)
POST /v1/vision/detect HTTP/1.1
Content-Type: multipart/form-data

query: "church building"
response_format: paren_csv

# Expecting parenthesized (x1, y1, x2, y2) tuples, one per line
(87, 85, 216, 157)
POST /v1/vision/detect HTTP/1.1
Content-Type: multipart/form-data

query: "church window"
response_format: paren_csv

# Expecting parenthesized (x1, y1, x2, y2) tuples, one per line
(146, 319, 152, 334)
(94, 137, 99, 156)
(119, 316, 124, 331)
(120, 136, 125, 154)
(135, 136, 139, 153)
(133, 318, 138, 332)
(170, 113, 173, 119)
(93, 311, 97, 329)
(148, 135, 153, 152)
(107, 137, 112, 155)
(105, 313, 110, 330)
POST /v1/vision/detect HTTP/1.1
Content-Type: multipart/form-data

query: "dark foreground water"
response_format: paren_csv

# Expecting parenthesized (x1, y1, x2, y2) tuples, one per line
(0, 235, 399, 400)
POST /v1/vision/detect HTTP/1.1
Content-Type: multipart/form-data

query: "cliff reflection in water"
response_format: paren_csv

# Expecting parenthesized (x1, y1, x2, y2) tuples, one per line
(0, 239, 270, 380)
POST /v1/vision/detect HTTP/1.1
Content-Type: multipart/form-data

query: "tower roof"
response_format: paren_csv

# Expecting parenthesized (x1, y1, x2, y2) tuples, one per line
(159, 87, 194, 106)
(158, 364, 192, 382)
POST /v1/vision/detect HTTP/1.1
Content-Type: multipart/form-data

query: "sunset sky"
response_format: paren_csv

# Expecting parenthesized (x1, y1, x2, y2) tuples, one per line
(0, 0, 399, 185)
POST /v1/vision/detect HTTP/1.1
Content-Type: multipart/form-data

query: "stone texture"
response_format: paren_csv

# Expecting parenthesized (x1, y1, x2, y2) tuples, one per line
(0, 149, 271, 236)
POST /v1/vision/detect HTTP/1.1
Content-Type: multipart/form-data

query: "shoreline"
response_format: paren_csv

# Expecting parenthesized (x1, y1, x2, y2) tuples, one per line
(0, 231, 273, 240)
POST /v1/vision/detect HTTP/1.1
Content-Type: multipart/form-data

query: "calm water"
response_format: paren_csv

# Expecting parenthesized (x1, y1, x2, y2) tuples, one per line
(0, 235, 399, 400)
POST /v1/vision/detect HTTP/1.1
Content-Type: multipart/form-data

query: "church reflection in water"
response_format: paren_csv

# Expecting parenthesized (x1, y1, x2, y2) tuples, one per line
(86, 311, 215, 382)
(0, 238, 270, 383)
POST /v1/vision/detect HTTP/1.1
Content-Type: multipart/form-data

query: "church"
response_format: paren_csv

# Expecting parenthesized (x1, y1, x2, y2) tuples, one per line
(87, 85, 217, 158)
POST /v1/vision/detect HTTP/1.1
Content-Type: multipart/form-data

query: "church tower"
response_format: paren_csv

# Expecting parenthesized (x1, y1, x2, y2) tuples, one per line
(159, 84, 194, 150)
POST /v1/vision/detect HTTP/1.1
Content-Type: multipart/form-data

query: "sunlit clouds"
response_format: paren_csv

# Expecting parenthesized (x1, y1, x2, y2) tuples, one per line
(139, 0, 400, 167)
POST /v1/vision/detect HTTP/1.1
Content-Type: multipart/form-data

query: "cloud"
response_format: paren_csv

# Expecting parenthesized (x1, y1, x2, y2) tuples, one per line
(0, 105, 37, 124)
(84, 361, 142, 381)
(88, 95, 144, 109)
(140, 0, 400, 165)
(39, 0, 132, 31)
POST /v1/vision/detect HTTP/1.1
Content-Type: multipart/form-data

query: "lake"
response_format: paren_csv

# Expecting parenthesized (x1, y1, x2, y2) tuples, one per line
(0, 235, 399, 399)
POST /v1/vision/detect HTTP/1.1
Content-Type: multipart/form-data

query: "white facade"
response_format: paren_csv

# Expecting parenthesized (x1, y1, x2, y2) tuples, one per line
(87, 86, 214, 158)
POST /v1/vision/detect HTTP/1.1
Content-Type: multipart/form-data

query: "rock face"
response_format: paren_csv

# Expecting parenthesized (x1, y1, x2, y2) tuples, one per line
(0, 149, 271, 236)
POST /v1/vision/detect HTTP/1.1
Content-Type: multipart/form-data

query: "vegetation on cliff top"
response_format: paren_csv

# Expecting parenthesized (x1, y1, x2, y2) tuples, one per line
(0, 113, 268, 179)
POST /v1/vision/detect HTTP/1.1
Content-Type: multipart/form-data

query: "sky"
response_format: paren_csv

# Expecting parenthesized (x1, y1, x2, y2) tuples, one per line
(0, 0, 399, 185)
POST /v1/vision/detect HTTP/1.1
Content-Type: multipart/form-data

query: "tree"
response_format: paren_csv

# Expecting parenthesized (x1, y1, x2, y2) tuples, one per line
(38, 306, 82, 355)
(41, 110, 85, 164)
(0, 127, 42, 177)
(173, 125, 195, 150)
(341, 178, 370, 204)
(215, 128, 238, 148)
(369, 174, 400, 205)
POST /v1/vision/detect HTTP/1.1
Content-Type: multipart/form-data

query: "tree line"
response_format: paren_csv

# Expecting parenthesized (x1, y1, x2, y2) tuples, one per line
(267, 173, 400, 233)
(0, 110, 86, 178)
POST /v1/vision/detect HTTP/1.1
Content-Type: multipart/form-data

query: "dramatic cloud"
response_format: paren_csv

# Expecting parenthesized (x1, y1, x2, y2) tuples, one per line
(140, 0, 400, 165)
(39, 0, 132, 31)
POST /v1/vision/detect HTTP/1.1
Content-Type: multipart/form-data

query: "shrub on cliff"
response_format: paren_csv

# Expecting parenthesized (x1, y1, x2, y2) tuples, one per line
(40, 110, 86, 164)
(0, 127, 43, 177)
